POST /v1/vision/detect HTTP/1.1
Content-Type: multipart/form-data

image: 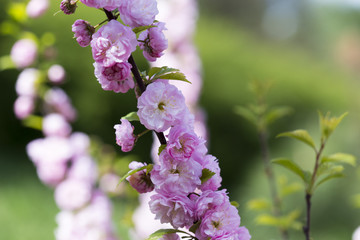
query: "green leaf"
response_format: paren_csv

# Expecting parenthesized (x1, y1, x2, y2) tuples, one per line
(7, 2, 27, 23)
(315, 172, 344, 189)
(189, 221, 201, 233)
(277, 129, 316, 150)
(255, 210, 301, 230)
(272, 158, 307, 183)
(119, 164, 153, 184)
(148, 66, 179, 79)
(316, 162, 344, 177)
(22, 115, 43, 130)
(158, 144, 166, 155)
(200, 168, 215, 184)
(234, 106, 257, 126)
(279, 182, 303, 198)
(132, 24, 155, 34)
(0, 55, 15, 71)
(321, 153, 356, 167)
(247, 198, 271, 211)
(264, 106, 292, 126)
(230, 201, 240, 208)
(319, 112, 348, 141)
(146, 229, 178, 240)
(157, 72, 191, 83)
(121, 112, 140, 121)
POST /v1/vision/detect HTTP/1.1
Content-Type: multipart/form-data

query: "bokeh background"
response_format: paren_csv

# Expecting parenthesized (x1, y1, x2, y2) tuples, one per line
(1, 0, 360, 239)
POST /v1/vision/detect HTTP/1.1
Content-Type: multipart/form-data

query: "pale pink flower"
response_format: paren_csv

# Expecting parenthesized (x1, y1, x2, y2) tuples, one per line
(44, 88, 77, 122)
(167, 124, 204, 161)
(69, 132, 90, 157)
(354, 227, 360, 240)
(114, 119, 136, 152)
(42, 113, 72, 137)
(197, 205, 241, 239)
(99, 173, 122, 194)
(94, 61, 134, 93)
(91, 20, 137, 67)
(15, 68, 39, 97)
(80, 0, 121, 11)
(48, 64, 66, 84)
(55, 178, 93, 210)
(199, 155, 222, 191)
(11, 39, 38, 69)
(151, 151, 202, 194)
(119, 0, 158, 28)
(139, 22, 168, 62)
(72, 19, 95, 47)
(195, 190, 229, 220)
(137, 81, 187, 132)
(149, 192, 195, 229)
(36, 162, 67, 186)
(26, 0, 49, 18)
(126, 161, 154, 193)
(68, 155, 98, 184)
(13, 96, 34, 119)
(26, 137, 73, 165)
(213, 227, 251, 240)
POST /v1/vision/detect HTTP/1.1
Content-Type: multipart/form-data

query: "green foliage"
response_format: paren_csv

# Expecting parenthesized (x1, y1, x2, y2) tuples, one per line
(147, 66, 191, 84)
(7, 2, 27, 23)
(146, 229, 192, 240)
(157, 144, 166, 155)
(272, 158, 310, 184)
(200, 168, 215, 184)
(319, 112, 348, 142)
(22, 115, 43, 131)
(132, 25, 155, 34)
(255, 210, 302, 230)
(121, 112, 140, 121)
(247, 198, 271, 211)
(352, 194, 360, 208)
(321, 153, 356, 167)
(277, 129, 316, 151)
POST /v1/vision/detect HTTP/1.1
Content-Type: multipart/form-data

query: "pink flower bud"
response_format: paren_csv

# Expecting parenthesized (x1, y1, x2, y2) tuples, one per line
(42, 113, 72, 137)
(11, 39, 38, 69)
(26, 0, 49, 18)
(60, 0, 77, 15)
(114, 119, 136, 152)
(72, 19, 95, 47)
(13, 96, 34, 119)
(126, 161, 154, 193)
(48, 64, 66, 84)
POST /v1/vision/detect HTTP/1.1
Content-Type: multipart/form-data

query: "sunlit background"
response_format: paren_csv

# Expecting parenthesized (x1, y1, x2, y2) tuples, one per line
(1, 0, 360, 239)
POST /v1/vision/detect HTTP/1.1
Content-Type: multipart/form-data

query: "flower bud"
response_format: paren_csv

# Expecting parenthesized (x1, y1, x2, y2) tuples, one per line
(126, 161, 154, 193)
(60, 0, 77, 15)
(72, 19, 95, 47)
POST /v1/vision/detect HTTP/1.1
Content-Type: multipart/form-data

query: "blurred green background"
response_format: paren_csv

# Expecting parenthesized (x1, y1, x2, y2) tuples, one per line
(1, 0, 360, 239)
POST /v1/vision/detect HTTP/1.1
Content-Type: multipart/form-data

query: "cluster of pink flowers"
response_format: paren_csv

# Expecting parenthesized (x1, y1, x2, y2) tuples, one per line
(67, 1, 251, 239)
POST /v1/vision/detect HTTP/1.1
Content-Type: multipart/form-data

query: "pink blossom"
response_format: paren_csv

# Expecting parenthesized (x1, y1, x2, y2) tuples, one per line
(60, 0, 77, 15)
(114, 119, 136, 152)
(15, 68, 39, 97)
(149, 192, 195, 229)
(119, 0, 158, 28)
(42, 113, 72, 137)
(26, 137, 73, 165)
(91, 20, 137, 67)
(13, 96, 34, 119)
(55, 178, 93, 210)
(94, 61, 134, 93)
(69, 132, 90, 157)
(48, 64, 66, 84)
(44, 88, 77, 122)
(212, 227, 251, 240)
(139, 22, 168, 62)
(199, 155, 222, 191)
(36, 162, 67, 186)
(68, 155, 98, 184)
(167, 124, 204, 161)
(195, 190, 229, 220)
(11, 39, 38, 68)
(72, 19, 95, 47)
(80, 0, 121, 11)
(137, 81, 187, 132)
(26, 0, 49, 18)
(353, 227, 360, 240)
(151, 151, 202, 194)
(126, 161, 154, 193)
(197, 205, 241, 239)
(99, 173, 122, 194)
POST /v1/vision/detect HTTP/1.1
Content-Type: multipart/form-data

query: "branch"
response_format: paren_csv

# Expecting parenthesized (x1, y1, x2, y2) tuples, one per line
(103, 9, 167, 145)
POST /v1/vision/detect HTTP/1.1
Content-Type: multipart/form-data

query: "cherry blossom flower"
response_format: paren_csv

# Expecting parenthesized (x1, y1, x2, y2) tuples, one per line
(119, 0, 158, 28)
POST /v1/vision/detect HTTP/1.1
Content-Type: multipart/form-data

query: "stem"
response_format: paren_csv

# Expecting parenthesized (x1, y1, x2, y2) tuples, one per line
(258, 130, 289, 240)
(303, 141, 326, 240)
(103, 9, 167, 145)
